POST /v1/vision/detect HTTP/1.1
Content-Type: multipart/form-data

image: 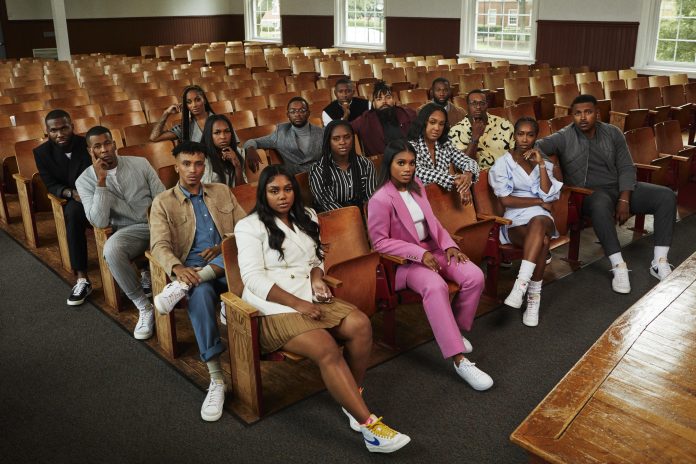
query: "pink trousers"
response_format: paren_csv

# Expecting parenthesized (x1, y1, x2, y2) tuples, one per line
(400, 249, 485, 359)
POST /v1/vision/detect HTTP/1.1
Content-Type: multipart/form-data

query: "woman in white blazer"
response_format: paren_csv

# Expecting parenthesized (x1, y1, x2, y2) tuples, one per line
(234, 166, 410, 454)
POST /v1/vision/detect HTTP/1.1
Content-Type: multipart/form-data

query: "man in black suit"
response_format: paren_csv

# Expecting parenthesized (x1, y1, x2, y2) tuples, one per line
(34, 109, 94, 306)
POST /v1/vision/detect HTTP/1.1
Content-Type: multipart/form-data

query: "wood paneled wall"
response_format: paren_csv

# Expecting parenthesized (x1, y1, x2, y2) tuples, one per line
(386, 17, 460, 57)
(281, 15, 333, 49)
(535, 20, 639, 71)
(0, 0, 244, 58)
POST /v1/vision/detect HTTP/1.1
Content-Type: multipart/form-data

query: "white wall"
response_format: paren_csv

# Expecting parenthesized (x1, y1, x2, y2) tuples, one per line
(384, 0, 461, 18)
(6, 0, 646, 22)
(537, 0, 644, 22)
(6, 0, 244, 20)
(281, 0, 333, 16)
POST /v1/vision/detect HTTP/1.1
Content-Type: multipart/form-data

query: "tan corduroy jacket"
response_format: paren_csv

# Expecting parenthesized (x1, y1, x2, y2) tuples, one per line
(149, 182, 247, 276)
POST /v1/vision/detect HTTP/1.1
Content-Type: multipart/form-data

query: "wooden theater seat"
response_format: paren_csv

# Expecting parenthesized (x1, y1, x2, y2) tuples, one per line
(12, 138, 48, 248)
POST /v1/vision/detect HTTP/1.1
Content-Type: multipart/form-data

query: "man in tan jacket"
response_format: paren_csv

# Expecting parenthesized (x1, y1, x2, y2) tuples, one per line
(149, 141, 246, 422)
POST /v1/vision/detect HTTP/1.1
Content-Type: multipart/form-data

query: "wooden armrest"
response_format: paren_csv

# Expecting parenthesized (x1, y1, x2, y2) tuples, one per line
(380, 253, 407, 265)
(609, 110, 627, 117)
(634, 163, 660, 171)
(450, 233, 463, 242)
(144, 250, 165, 268)
(477, 213, 512, 225)
(565, 186, 593, 196)
(47, 193, 67, 206)
(670, 155, 690, 163)
(221, 291, 260, 317)
(657, 154, 673, 161)
(322, 275, 343, 288)
(12, 173, 30, 183)
(554, 104, 571, 109)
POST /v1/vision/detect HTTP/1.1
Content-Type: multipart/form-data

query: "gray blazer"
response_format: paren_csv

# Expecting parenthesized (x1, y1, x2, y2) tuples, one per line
(536, 121, 636, 193)
(76, 155, 165, 230)
(243, 122, 324, 176)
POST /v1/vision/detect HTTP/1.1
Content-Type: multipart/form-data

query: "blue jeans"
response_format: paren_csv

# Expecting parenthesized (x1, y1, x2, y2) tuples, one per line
(187, 275, 228, 361)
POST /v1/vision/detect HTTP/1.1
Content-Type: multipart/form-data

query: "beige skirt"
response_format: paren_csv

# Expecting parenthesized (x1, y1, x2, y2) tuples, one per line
(259, 299, 355, 354)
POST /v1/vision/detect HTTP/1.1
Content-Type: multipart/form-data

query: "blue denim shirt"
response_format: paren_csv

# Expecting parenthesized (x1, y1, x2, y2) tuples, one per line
(178, 184, 224, 269)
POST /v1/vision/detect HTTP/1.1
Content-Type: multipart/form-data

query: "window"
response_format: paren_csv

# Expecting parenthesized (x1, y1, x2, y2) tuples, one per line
(655, 0, 696, 64)
(635, 0, 696, 75)
(335, 0, 385, 50)
(508, 9, 518, 27)
(487, 9, 497, 26)
(245, 0, 281, 42)
(460, 0, 538, 62)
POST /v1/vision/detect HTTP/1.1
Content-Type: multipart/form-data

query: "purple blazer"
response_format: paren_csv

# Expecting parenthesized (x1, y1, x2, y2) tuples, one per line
(367, 179, 458, 290)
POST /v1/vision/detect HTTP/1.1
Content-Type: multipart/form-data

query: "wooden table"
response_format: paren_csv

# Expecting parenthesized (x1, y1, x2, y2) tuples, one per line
(511, 252, 696, 463)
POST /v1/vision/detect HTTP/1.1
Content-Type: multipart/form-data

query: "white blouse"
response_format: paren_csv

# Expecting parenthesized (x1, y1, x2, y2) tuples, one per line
(399, 190, 428, 241)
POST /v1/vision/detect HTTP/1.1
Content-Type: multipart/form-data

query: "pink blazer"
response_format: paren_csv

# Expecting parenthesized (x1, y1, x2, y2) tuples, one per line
(367, 179, 458, 290)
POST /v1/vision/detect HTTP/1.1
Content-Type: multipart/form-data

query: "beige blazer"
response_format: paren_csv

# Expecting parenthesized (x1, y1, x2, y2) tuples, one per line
(149, 183, 246, 275)
(234, 209, 322, 316)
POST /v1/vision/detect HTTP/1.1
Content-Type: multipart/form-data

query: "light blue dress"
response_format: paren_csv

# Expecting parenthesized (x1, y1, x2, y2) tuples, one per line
(489, 152, 563, 244)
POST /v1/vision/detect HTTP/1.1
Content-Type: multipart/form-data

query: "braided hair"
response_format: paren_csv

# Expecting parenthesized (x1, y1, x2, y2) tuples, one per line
(318, 120, 365, 207)
(180, 85, 213, 141)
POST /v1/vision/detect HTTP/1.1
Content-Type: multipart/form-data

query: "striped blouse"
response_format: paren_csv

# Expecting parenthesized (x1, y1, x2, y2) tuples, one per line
(309, 155, 376, 212)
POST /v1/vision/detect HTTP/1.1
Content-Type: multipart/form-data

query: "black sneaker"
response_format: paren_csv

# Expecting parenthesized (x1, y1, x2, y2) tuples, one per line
(141, 270, 152, 297)
(67, 279, 92, 306)
(500, 258, 513, 268)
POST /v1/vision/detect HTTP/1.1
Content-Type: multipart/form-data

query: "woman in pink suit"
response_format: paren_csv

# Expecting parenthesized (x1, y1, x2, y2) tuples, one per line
(367, 140, 493, 391)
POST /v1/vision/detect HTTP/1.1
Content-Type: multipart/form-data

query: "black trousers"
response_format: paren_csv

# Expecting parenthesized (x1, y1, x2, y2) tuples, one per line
(582, 182, 676, 256)
(64, 199, 89, 273)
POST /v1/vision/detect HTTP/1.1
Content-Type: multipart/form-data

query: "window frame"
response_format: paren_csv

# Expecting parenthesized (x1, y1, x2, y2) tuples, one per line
(508, 9, 519, 27)
(634, 0, 696, 77)
(459, 0, 539, 64)
(244, 0, 282, 43)
(334, 0, 386, 51)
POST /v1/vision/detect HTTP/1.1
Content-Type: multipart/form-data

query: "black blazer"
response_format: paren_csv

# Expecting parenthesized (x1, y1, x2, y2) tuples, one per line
(33, 135, 92, 198)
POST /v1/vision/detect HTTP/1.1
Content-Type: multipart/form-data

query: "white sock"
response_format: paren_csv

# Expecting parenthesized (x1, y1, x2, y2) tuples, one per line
(197, 265, 218, 283)
(517, 260, 536, 282)
(608, 252, 625, 268)
(653, 246, 669, 265)
(528, 279, 542, 293)
(207, 359, 224, 383)
(133, 295, 151, 311)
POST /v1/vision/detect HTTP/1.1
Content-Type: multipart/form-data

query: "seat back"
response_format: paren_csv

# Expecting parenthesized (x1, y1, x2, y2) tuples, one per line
(597, 70, 618, 83)
(579, 81, 605, 101)
(227, 110, 256, 130)
(626, 77, 649, 90)
(459, 73, 484, 94)
(117, 141, 175, 171)
(503, 77, 531, 103)
(610, 89, 640, 113)
(472, 169, 505, 218)
(648, 75, 670, 88)
(235, 124, 276, 145)
(550, 114, 574, 133)
(669, 73, 688, 85)
(552, 74, 575, 86)
(554, 83, 580, 107)
(234, 95, 267, 113)
(399, 88, 427, 105)
(654, 120, 685, 155)
(529, 76, 554, 96)
(424, 183, 478, 231)
(603, 79, 627, 100)
(662, 84, 687, 106)
(575, 72, 597, 85)
(638, 86, 664, 109)
(256, 107, 288, 126)
(625, 127, 660, 164)
(231, 182, 258, 214)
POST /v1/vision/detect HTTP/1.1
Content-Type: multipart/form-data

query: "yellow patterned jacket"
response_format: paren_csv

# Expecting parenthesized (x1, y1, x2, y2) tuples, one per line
(448, 113, 515, 170)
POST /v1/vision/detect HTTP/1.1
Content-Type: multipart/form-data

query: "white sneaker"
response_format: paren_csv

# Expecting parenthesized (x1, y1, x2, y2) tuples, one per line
(220, 301, 227, 326)
(133, 304, 154, 340)
(360, 416, 411, 453)
(201, 379, 226, 422)
(454, 359, 494, 391)
(523, 292, 540, 327)
(154, 281, 189, 315)
(461, 335, 473, 354)
(504, 278, 529, 308)
(342, 407, 361, 432)
(650, 258, 673, 281)
(611, 262, 631, 294)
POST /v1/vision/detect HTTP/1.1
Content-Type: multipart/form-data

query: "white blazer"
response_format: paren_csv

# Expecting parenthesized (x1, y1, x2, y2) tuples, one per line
(234, 209, 323, 316)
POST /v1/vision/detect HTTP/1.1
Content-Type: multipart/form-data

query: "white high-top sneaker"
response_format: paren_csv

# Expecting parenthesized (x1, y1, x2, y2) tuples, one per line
(133, 303, 155, 340)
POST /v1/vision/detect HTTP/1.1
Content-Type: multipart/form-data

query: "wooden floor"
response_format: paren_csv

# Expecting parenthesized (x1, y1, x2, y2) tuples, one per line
(2, 183, 695, 423)
(510, 251, 696, 463)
